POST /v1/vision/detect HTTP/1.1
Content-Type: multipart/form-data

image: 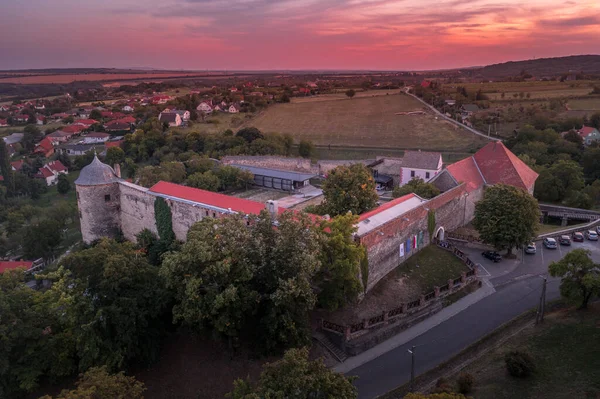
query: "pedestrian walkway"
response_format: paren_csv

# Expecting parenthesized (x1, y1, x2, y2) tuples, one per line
(335, 281, 496, 373)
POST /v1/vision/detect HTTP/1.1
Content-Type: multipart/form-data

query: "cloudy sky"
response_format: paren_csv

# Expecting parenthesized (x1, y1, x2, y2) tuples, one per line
(0, 0, 598, 70)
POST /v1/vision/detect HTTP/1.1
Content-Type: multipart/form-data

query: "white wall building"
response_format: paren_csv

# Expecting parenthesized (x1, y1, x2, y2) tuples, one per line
(399, 151, 443, 186)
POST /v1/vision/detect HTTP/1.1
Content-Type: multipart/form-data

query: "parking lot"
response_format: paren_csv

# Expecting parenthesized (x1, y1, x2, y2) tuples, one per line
(454, 230, 600, 287)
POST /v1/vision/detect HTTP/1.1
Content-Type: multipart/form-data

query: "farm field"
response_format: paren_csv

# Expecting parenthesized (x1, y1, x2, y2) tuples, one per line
(0, 72, 207, 85)
(291, 89, 402, 103)
(567, 97, 600, 110)
(247, 93, 489, 151)
(448, 80, 599, 100)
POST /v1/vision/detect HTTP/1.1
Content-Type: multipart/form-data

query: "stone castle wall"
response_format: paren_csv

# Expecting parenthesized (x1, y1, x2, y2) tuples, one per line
(221, 156, 314, 172)
(77, 183, 122, 244)
(118, 182, 157, 242)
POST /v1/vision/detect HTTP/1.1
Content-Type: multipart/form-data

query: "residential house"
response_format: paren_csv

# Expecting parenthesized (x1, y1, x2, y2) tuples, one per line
(46, 131, 72, 144)
(35, 103, 45, 110)
(73, 119, 98, 128)
(104, 121, 131, 132)
(229, 87, 238, 93)
(36, 160, 68, 186)
(61, 143, 98, 156)
(83, 132, 110, 144)
(115, 116, 136, 125)
(228, 104, 240, 114)
(122, 105, 135, 112)
(10, 160, 25, 171)
(105, 139, 124, 149)
(14, 114, 30, 123)
(50, 112, 70, 121)
(578, 126, 600, 146)
(35, 115, 46, 125)
(461, 104, 480, 116)
(3, 133, 24, 145)
(60, 124, 86, 136)
(399, 151, 443, 185)
(0, 119, 7, 127)
(444, 99, 456, 106)
(34, 137, 55, 158)
(0, 105, 10, 112)
(197, 101, 213, 113)
(158, 112, 183, 127)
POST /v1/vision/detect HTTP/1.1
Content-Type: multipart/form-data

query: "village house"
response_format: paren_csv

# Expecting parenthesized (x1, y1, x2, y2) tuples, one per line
(83, 132, 110, 144)
(35, 160, 68, 186)
(14, 114, 30, 123)
(370, 151, 443, 187)
(228, 104, 240, 113)
(61, 143, 98, 156)
(60, 124, 86, 136)
(196, 101, 213, 113)
(35, 115, 46, 125)
(104, 121, 132, 132)
(158, 112, 183, 127)
(163, 109, 190, 121)
(34, 137, 55, 158)
(0, 105, 10, 112)
(10, 160, 25, 171)
(122, 105, 135, 112)
(46, 131, 72, 144)
(73, 119, 98, 128)
(461, 104, 480, 117)
(578, 126, 600, 146)
(0, 119, 7, 127)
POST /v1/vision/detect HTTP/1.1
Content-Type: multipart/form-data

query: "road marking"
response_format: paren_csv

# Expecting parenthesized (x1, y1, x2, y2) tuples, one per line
(540, 245, 545, 265)
(483, 278, 494, 288)
(477, 264, 492, 277)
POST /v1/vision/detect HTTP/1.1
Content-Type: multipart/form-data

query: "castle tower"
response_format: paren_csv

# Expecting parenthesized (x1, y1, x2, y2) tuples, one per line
(75, 155, 122, 243)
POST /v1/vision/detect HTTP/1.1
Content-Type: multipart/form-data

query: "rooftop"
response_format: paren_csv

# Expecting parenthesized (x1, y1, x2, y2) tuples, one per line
(446, 156, 484, 192)
(401, 150, 442, 170)
(0, 261, 33, 273)
(149, 181, 266, 215)
(230, 164, 317, 182)
(473, 141, 538, 191)
(75, 155, 121, 186)
(356, 194, 428, 236)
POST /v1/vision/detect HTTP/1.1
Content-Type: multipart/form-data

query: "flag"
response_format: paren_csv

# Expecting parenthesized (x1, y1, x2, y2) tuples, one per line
(399, 243, 405, 257)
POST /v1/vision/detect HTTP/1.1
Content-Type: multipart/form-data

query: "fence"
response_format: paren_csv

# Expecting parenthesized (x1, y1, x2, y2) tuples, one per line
(321, 239, 479, 341)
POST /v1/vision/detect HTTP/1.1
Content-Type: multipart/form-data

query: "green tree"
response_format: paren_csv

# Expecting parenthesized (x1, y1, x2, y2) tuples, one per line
(23, 218, 62, 262)
(345, 89, 356, 99)
(187, 170, 221, 191)
(534, 160, 585, 203)
(22, 125, 42, 152)
(89, 109, 102, 121)
(215, 165, 254, 191)
(428, 209, 436, 240)
(57, 174, 71, 194)
(186, 156, 215, 175)
(321, 163, 378, 216)
(473, 184, 540, 255)
(393, 177, 440, 199)
(6, 211, 25, 236)
(549, 249, 600, 309)
(236, 127, 264, 143)
(228, 348, 357, 399)
(40, 366, 145, 399)
(298, 140, 315, 158)
(104, 147, 125, 167)
(316, 214, 364, 310)
(590, 111, 600, 129)
(54, 239, 169, 371)
(63, 115, 75, 124)
(0, 139, 15, 195)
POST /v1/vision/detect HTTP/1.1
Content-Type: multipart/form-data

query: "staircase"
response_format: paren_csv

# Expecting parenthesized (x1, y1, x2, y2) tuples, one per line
(313, 331, 348, 362)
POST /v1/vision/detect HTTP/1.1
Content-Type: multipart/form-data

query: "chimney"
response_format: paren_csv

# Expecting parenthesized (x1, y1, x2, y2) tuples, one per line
(114, 163, 121, 178)
(266, 200, 278, 219)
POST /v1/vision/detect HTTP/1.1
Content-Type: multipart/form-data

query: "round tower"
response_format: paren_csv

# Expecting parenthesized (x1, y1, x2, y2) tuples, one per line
(75, 155, 122, 243)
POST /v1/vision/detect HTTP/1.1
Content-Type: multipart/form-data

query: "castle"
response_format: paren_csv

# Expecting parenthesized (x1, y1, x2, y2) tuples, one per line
(75, 142, 538, 292)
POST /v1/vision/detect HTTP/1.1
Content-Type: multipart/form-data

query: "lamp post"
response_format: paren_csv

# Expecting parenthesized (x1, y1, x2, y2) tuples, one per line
(462, 192, 469, 226)
(408, 345, 416, 392)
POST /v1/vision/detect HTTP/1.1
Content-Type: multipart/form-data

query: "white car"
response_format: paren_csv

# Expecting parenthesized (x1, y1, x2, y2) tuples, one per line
(586, 230, 598, 241)
(524, 242, 536, 254)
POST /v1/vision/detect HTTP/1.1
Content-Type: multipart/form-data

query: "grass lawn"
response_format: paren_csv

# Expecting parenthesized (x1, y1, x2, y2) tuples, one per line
(246, 93, 489, 152)
(568, 97, 600, 111)
(445, 80, 599, 100)
(464, 304, 600, 399)
(178, 112, 244, 135)
(398, 245, 471, 293)
(537, 221, 587, 236)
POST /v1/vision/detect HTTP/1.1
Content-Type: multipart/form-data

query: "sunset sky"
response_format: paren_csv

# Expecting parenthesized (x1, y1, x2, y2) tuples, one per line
(1, 0, 598, 70)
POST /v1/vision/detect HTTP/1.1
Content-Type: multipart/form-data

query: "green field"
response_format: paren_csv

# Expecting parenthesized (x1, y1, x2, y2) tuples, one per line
(246, 93, 489, 152)
(447, 80, 599, 100)
(568, 97, 600, 111)
(464, 305, 600, 399)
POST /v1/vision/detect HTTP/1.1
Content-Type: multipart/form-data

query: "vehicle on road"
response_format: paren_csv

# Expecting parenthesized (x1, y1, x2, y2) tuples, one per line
(543, 237, 558, 249)
(524, 242, 536, 254)
(596, 225, 600, 235)
(558, 235, 571, 246)
(482, 250, 502, 262)
(586, 230, 598, 241)
(572, 232, 584, 242)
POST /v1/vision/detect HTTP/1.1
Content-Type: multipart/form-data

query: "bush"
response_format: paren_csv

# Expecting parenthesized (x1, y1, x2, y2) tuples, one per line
(433, 377, 453, 394)
(505, 350, 535, 378)
(456, 372, 474, 394)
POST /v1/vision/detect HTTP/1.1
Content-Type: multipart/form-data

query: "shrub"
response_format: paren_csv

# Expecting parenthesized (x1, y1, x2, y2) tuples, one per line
(433, 377, 453, 394)
(456, 372, 474, 394)
(505, 350, 535, 378)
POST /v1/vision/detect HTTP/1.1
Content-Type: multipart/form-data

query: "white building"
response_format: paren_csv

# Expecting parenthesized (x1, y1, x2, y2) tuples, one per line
(196, 101, 213, 113)
(399, 151, 443, 186)
(82, 132, 110, 144)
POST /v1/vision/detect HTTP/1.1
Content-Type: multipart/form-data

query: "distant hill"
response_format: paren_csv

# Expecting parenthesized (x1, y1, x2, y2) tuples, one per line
(462, 55, 600, 79)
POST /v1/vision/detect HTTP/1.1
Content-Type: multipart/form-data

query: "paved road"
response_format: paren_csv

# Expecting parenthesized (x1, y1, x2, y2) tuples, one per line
(349, 238, 600, 399)
(402, 89, 500, 142)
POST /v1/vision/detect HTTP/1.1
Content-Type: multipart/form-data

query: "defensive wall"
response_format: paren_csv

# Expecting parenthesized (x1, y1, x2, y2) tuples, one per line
(221, 155, 371, 176)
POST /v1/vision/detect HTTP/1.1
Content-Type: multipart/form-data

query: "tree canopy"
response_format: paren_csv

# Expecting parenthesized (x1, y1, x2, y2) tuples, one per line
(228, 348, 357, 399)
(549, 249, 600, 309)
(393, 177, 440, 199)
(473, 184, 540, 254)
(321, 163, 378, 216)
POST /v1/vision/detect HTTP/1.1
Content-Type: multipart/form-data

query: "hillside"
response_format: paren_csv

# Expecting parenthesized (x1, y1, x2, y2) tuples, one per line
(247, 92, 490, 152)
(464, 55, 600, 79)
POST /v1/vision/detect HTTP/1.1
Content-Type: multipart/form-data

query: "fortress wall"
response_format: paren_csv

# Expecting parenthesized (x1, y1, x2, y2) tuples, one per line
(118, 182, 157, 242)
(166, 199, 220, 241)
(221, 156, 315, 173)
(77, 183, 122, 244)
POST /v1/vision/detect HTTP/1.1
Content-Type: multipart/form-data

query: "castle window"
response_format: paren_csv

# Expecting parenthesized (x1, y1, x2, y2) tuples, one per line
(410, 170, 415, 177)
(104, 194, 111, 202)
(205, 210, 209, 216)
(426, 172, 430, 179)
(212, 212, 216, 218)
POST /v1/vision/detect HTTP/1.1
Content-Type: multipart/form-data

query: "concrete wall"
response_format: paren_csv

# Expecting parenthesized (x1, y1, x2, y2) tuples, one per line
(359, 184, 479, 292)
(221, 156, 313, 172)
(118, 182, 157, 242)
(77, 183, 121, 243)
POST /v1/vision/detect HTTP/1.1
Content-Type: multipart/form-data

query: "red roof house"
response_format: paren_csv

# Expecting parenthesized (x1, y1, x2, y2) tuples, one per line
(446, 157, 485, 193)
(60, 124, 86, 134)
(105, 140, 124, 149)
(10, 160, 25, 171)
(74, 119, 99, 127)
(0, 261, 33, 273)
(0, 119, 8, 127)
(34, 137, 55, 158)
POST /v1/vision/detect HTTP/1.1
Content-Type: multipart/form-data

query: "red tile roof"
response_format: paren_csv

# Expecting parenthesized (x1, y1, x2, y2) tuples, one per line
(105, 140, 124, 148)
(447, 156, 484, 193)
(115, 116, 136, 124)
(37, 167, 54, 178)
(0, 261, 33, 273)
(60, 125, 86, 134)
(358, 193, 416, 222)
(149, 181, 266, 215)
(473, 142, 538, 191)
(35, 137, 54, 153)
(47, 160, 67, 173)
(74, 119, 99, 126)
(578, 126, 599, 137)
(86, 132, 110, 138)
(10, 160, 25, 171)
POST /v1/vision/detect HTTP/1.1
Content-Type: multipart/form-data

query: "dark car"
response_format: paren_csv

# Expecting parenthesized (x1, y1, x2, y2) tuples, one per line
(572, 232, 584, 242)
(482, 250, 502, 262)
(558, 235, 571, 246)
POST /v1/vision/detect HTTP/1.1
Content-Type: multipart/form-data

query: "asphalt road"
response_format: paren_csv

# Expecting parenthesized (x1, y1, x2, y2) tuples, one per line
(349, 237, 600, 399)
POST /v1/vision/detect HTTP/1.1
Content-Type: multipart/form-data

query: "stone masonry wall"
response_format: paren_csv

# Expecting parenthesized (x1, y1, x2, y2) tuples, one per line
(77, 183, 122, 244)
(118, 182, 157, 242)
(359, 184, 480, 292)
(221, 156, 314, 173)
(167, 199, 224, 241)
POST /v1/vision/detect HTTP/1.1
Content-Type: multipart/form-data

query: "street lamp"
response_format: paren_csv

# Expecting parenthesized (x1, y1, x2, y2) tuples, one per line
(407, 345, 416, 392)
(462, 192, 469, 226)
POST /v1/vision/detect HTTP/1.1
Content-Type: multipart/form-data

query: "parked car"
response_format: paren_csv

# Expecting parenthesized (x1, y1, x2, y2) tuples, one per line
(482, 250, 502, 262)
(558, 235, 571, 246)
(586, 230, 598, 241)
(525, 242, 536, 254)
(543, 237, 558, 249)
(572, 232, 584, 242)
(596, 225, 600, 235)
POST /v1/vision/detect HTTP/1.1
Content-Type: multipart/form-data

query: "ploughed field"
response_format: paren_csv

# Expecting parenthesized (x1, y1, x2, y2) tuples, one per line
(247, 93, 489, 151)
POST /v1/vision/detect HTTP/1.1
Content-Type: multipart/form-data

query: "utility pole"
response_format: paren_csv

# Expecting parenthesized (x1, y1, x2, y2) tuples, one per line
(536, 278, 547, 324)
(407, 345, 416, 392)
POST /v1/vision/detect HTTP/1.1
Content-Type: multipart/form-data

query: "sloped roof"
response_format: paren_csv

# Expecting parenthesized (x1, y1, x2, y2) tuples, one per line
(447, 157, 485, 193)
(0, 261, 33, 273)
(356, 193, 428, 236)
(11, 160, 25, 171)
(462, 104, 480, 112)
(230, 164, 316, 182)
(149, 181, 266, 215)
(37, 167, 54, 178)
(473, 142, 538, 191)
(75, 155, 121, 186)
(35, 137, 54, 152)
(47, 160, 67, 173)
(578, 126, 600, 137)
(159, 113, 179, 123)
(60, 125, 86, 134)
(401, 150, 442, 170)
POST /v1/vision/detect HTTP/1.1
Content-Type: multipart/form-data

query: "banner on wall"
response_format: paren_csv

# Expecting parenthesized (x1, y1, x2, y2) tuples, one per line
(406, 239, 411, 254)
(418, 231, 424, 248)
(413, 235, 417, 249)
(399, 243, 405, 257)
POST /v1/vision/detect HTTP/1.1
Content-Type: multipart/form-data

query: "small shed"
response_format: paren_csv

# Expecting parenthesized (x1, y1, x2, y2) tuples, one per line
(230, 164, 316, 191)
